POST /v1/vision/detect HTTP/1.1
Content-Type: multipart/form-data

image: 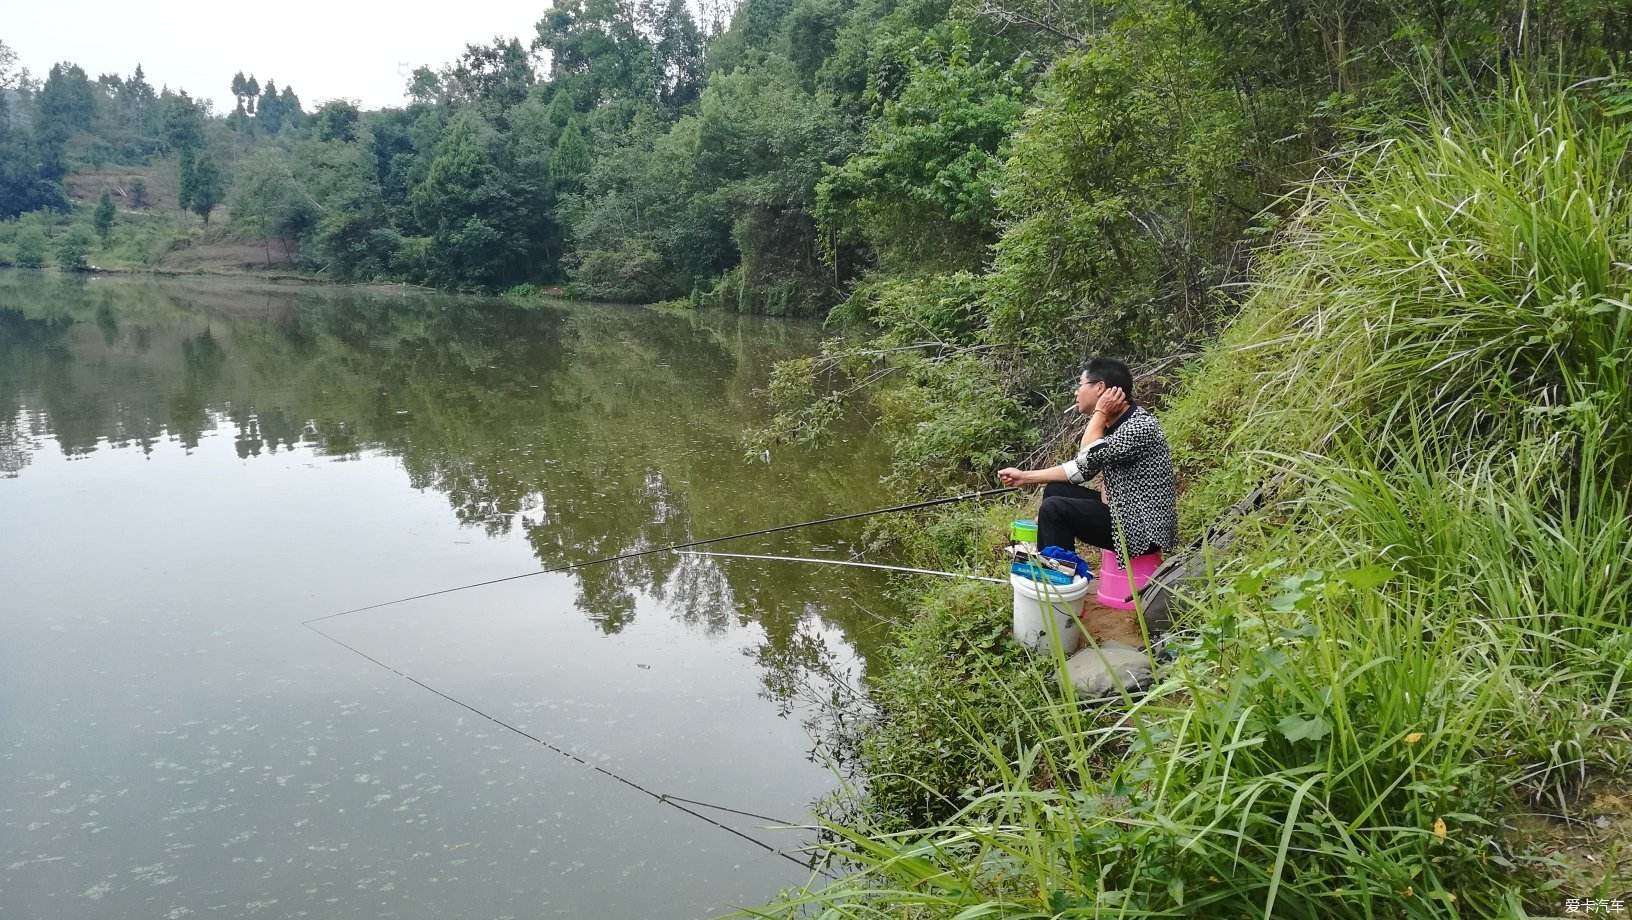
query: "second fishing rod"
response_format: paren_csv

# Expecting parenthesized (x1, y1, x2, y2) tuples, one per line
(307, 485, 1020, 627)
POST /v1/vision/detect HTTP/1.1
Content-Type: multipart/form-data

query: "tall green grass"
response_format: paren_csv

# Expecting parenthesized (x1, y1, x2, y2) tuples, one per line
(753, 83, 1631, 917)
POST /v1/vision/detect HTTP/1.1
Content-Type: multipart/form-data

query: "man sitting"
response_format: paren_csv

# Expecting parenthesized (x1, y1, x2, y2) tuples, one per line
(997, 358, 1177, 559)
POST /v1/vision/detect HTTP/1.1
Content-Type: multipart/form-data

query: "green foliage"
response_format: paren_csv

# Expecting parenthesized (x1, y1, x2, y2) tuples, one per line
(256, 79, 295, 134)
(7, 0, 1629, 308)
(693, 59, 856, 313)
(548, 116, 591, 192)
(302, 141, 402, 280)
(817, 34, 1031, 275)
(35, 62, 98, 158)
(1166, 78, 1632, 525)
(982, 3, 1253, 367)
(92, 190, 116, 242)
(177, 147, 197, 211)
(311, 100, 360, 142)
(409, 111, 536, 288)
(186, 153, 225, 224)
(159, 90, 206, 153)
(565, 57, 853, 311)
(852, 578, 1054, 830)
(757, 82, 1632, 919)
(874, 352, 1036, 490)
(13, 221, 48, 268)
(53, 223, 92, 270)
(231, 152, 319, 262)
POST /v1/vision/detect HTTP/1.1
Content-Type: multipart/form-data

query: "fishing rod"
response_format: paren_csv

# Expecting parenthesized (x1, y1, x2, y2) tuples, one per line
(676, 550, 1006, 583)
(306, 486, 1018, 626)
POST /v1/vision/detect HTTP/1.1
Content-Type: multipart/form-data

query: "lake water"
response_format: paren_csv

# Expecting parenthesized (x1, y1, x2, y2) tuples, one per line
(0, 271, 905, 919)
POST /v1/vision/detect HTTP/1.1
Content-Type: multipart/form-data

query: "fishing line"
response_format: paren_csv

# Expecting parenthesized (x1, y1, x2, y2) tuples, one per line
(657, 794, 796, 826)
(303, 619, 828, 875)
(306, 486, 1018, 627)
(303, 486, 1020, 877)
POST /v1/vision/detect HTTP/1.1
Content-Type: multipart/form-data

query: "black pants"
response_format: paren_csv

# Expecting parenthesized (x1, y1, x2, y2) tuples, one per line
(1037, 482, 1156, 556)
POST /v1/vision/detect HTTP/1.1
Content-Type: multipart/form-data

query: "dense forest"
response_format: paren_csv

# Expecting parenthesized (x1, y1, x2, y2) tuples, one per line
(5, 3, 1626, 316)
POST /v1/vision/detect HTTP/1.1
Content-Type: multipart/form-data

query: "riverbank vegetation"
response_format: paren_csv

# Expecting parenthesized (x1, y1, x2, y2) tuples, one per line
(760, 83, 1632, 915)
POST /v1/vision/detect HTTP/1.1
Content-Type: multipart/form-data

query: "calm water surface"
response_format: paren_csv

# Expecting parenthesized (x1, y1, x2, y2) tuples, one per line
(0, 271, 904, 919)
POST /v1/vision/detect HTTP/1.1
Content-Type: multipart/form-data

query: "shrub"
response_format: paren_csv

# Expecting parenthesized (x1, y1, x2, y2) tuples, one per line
(14, 223, 47, 268)
(53, 225, 93, 271)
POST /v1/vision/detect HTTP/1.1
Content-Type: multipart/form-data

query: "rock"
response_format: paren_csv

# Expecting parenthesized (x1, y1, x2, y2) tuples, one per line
(1065, 641, 1153, 697)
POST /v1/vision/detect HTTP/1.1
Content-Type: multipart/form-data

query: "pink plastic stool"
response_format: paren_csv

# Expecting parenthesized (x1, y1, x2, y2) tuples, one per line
(1097, 550, 1163, 610)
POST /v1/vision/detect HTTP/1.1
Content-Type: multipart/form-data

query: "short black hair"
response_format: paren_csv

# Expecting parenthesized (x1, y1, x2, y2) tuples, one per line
(1083, 357, 1134, 399)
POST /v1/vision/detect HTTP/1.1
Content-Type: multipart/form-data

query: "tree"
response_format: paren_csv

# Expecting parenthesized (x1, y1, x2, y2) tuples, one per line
(128, 177, 148, 209)
(650, 0, 704, 110)
(94, 190, 116, 241)
(54, 224, 92, 270)
(445, 37, 535, 113)
(301, 141, 402, 279)
(816, 39, 1030, 275)
(231, 152, 319, 264)
(244, 74, 259, 112)
(277, 85, 302, 129)
(188, 154, 225, 223)
(312, 99, 360, 142)
(0, 42, 69, 217)
(549, 116, 591, 192)
(112, 65, 160, 153)
(159, 90, 206, 152)
(35, 62, 98, 177)
(258, 79, 283, 133)
(14, 223, 47, 267)
(409, 111, 532, 288)
(178, 146, 197, 210)
(533, 0, 655, 107)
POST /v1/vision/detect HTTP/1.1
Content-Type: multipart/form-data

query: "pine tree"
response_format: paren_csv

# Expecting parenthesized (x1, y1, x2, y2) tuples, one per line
(550, 116, 591, 193)
(178, 146, 197, 210)
(278, 85, 302, 130)
(93, 190, 115, 241)
(188, 154, 225, 224)
(258, 80, 282, 133)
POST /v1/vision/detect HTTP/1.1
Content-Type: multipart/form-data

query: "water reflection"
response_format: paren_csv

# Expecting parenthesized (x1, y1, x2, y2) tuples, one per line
(0, 269, 899, 700)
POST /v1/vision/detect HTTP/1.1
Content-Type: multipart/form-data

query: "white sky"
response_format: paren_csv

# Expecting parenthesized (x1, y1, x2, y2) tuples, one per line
(6, 0, 550, 112)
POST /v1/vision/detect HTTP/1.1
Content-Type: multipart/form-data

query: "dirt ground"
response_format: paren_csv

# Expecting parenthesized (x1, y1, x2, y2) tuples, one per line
(1077, 590, 1149, 647)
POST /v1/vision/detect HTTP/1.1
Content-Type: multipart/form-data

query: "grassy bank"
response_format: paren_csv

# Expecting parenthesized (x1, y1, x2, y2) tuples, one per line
(757, 84, 1632, 916)
(0, 163, 320, 279)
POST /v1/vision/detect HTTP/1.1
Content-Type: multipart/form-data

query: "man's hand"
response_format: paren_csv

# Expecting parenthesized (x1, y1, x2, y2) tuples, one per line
(997, 467, 1029, 487)
(1094, 386, 1128, 418)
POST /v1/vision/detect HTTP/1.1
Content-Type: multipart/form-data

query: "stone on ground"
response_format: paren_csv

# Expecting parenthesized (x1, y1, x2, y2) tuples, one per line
(1066, 641, 1153, 696)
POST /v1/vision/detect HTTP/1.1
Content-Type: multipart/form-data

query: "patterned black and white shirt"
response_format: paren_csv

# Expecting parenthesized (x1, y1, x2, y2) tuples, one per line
(1059, 406, 1178, 554)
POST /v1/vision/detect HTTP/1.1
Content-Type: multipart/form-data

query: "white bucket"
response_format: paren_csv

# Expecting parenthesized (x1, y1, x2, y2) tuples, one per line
(1010, 572, 1090, 652)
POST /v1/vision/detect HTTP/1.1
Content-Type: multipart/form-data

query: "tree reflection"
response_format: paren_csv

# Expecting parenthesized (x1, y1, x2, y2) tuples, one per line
(0, 270, 899, 707)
